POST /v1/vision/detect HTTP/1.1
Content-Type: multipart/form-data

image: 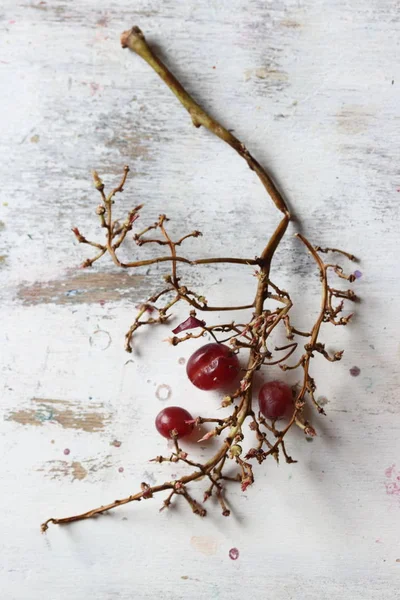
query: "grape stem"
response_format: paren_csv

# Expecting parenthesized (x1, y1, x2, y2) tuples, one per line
(41, 26, 357, 532)
(120, 27, 290, 219)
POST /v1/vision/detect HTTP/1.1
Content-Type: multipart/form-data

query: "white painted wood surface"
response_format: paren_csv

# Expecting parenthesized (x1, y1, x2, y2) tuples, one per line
(1, 1, 399, 598)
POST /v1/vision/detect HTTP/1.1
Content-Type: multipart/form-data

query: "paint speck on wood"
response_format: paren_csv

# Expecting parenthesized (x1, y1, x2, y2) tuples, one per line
(229, 547, 239, 560)
(350, 366, 361, 377)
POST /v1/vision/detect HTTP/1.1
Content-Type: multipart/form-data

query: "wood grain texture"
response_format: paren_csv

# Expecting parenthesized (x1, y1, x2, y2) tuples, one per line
(0, 1, 399, 598)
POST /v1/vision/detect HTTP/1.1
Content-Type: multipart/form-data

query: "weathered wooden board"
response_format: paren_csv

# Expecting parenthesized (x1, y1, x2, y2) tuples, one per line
(0, 1, 399, 598)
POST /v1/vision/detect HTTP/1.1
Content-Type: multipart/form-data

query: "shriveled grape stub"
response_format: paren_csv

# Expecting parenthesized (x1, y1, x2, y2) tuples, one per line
(41, 26, 358, 533)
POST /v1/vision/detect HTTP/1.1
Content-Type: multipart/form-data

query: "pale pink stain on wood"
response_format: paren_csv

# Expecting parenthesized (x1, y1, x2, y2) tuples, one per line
(190, 536, 218, 556)
(384, 464, 400, 497)
(385, 465, 395, 478)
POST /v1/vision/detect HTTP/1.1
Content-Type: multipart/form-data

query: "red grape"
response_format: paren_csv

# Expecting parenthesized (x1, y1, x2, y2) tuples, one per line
(258, 381, 292, 419)
(155, 406, 194, 439)
(186, 343, 240, 391)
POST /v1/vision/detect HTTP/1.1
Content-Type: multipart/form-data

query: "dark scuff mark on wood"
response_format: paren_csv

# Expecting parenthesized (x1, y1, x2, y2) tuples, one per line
(5, 397, 112, 432)
(21, 3, 49, 11)
(21, 2, 80, 23)
(17, 271, 153, 306)
(96, 13, 109, 27)
(105, 130, 154, 162)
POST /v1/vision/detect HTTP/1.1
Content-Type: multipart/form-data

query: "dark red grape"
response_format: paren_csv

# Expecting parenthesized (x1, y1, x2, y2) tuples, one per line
(186, 343, 240, 391)
(258, 380, 292, 419)
(155, 406, 194, 439)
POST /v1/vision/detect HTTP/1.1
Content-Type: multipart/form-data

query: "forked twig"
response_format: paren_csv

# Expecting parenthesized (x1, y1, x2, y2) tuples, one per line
(41, 26, 357, 532)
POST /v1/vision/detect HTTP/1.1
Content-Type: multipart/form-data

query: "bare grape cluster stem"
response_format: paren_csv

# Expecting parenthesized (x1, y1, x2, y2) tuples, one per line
(41, 26, 357, 532)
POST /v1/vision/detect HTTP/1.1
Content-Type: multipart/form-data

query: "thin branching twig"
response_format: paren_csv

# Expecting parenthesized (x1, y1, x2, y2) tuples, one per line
(41, 26, 357, 532)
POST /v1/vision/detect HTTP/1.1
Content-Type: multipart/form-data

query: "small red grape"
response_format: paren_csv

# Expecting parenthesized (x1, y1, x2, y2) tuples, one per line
(155, 406, 194, 439)
(186, 343, 240, 391)
(258, 380, 292, 419)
